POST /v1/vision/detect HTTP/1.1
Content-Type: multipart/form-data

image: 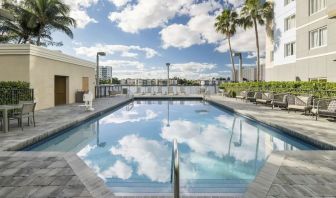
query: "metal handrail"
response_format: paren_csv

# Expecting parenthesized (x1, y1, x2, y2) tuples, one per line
(171, 139, 180, 198)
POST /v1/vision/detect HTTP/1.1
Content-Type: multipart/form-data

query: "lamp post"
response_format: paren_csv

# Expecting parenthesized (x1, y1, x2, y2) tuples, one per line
(233, 52, 243, 82)
(166, 63, 170, 94)
(96, 52, 106, 87)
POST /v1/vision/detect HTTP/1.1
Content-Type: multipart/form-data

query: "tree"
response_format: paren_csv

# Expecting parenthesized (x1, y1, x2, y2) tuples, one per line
(24, 0, 76, 45)
(239, 0, 273, 81)
(215, 8, 239, 82)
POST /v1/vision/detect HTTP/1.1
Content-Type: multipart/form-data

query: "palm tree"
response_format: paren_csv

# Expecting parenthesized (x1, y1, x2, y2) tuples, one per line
(215, 8, 239, 82)
(1, 2, 38, 44)
(239, 0, 273, 81)
(24, 0, 76, 46)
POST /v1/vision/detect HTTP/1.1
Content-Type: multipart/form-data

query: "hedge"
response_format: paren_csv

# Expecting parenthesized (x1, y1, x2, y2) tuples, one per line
(0, 81, 33, 105)
(219, 81, 336, 98)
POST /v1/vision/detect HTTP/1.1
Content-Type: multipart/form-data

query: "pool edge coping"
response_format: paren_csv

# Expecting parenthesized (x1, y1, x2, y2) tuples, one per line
(207, 99, 336, 150)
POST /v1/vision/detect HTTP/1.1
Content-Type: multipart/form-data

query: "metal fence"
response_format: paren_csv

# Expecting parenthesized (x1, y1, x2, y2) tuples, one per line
(95, 85, 218, 98)
(0, 88, 34, 105)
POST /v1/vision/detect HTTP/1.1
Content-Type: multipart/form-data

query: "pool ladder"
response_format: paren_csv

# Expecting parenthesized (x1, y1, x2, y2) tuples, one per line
(171, 139, 180, 198)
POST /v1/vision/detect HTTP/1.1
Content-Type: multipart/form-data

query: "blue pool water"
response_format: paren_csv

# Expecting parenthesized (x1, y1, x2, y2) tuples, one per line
(27, 100, 316, 195)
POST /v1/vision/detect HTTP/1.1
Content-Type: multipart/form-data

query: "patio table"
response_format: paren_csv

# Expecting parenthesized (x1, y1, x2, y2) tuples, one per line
(0, 104, 22, 133)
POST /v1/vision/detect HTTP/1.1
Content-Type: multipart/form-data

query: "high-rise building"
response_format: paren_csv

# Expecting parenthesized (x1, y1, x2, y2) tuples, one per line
(98, 66, 112, 81)
(265, 0, 336, 82)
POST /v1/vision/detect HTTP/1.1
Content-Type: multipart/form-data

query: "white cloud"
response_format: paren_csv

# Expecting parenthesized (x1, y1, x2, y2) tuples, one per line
(77, 144, 96, 158)
(160, 24, 204, 49)
(100, 60, 145, 70)
(160, 1, 223, 49)
(108, 0, 193, 33)
(110, 135, 171, 182)
(100, 110, 158, 124)
(101, 61, 224, 80)
(74, 44, 159, 59)
(63, 0, 99, 28)
(215, 25, 266, 55)
(101, 160, 133, 180)
(109, 0, 130, 7)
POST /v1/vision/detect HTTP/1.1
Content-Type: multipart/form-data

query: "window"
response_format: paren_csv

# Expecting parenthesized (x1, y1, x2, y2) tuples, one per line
(285, 42, 295, 57)
(284, 0, 295, 6)
(309, 0, 326, 15)
(284, 15, 295, 31)
(310, 26, 327, 49)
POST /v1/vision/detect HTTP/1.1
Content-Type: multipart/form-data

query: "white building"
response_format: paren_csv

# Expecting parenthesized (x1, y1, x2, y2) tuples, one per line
(265, 0, 336, 82)
(242, 67, 257, 81)
(98, 66, 112, 81)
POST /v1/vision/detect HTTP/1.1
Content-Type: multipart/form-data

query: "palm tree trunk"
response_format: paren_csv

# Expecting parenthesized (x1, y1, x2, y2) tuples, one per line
(253, 18, 260, 81)
(228, 35, 236, 82)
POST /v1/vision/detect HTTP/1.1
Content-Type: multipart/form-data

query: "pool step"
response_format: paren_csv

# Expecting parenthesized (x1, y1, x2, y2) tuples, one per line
(107, 179, 250, 194)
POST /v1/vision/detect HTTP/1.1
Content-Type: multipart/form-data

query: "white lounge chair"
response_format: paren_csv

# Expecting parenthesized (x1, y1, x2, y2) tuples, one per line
(168, 87, 174, 95)
(83, 92, 94, 111)
(157, 87, 163, 95)
(180, 87, 186, 95)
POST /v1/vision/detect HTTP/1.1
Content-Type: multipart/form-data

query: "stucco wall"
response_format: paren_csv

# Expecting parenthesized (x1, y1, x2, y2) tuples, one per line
(29, 55, 95, 110)
(0, 44, 96, 110)
(0, 54, 30, 82)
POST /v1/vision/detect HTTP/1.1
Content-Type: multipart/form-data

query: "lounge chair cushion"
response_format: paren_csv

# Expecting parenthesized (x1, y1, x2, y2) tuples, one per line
(327, 100, 336, 112)
(319, 110, 336, 117)
(256, 99, 269, 104)
(288, 105, 312, 111)
(236, 96, 245, 99)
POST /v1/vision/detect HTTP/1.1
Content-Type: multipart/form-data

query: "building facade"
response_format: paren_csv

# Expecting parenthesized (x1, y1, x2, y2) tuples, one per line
(98, 66, 112, 81)
(242, 67, 257, 81)
(265, 0, 336, 82)
(0, 44, 95, 110)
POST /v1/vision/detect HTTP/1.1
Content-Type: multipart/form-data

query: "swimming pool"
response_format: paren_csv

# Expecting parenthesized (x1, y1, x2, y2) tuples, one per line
(27, 100, 316, 196)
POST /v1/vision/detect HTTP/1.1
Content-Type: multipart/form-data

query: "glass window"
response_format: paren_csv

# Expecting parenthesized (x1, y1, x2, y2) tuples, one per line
(285, 0, 295, 6)
(285, 42, 295, 57)
(270, 51, 274, 62)
(310, 26, 327, 49)
(310, 0, 326, 15)
(284, 15, 295, 31)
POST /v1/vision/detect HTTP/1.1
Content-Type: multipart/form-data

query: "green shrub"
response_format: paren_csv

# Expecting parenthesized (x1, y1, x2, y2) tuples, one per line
(219, 81, 336, 98)
(0, 81, 33, 105)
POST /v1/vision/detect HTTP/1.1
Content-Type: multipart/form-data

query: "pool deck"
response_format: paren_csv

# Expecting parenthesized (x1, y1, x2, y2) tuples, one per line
(0, 95, 336, 197)
(207, 96, 336, 149)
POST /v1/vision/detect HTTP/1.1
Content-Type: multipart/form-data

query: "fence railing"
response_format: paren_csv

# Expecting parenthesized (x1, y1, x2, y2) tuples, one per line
(95, 85, 218, 98)
(0, 88, 34, 105)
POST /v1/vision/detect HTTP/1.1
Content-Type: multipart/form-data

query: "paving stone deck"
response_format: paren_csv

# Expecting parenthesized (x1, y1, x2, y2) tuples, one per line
(1, 95, 336, 197)
(0, 151, 114, 198)
(0, 96, 132, 151)
(208, 96, 336, 149)
(245, 151, 336, 198)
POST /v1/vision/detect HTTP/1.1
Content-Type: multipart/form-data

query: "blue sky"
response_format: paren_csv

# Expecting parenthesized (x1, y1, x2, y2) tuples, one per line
(50, 0, 265, 80)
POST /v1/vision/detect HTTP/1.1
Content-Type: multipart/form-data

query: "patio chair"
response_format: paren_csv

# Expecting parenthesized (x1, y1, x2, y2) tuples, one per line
(256, 92, 274, 105)
(287, 95, 313, 115)
(180, 87, 186, 95)
(168, 87, 174, 95)
(236, 91, 247, 101)
(9, 102, 36, 130)
(83, 92, 94, 111)
(312, 98, 336, 120)
(157, 87, 163, 95)
(146, 87, 152, 95)
(246, 91, 256, 102)
(271, 93, 288, 109)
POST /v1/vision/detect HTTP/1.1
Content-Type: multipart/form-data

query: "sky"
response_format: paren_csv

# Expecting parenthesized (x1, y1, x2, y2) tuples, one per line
(49, 0, 266, 80)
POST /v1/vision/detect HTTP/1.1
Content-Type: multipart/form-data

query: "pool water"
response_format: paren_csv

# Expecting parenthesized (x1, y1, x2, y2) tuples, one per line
(28, 100, 315, 196)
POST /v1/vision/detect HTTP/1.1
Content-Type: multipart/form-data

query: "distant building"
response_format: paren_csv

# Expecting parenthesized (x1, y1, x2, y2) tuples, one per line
(98, 66, 112, 81)
(242, 67, 257, 81)
(265, 0, 336, 82)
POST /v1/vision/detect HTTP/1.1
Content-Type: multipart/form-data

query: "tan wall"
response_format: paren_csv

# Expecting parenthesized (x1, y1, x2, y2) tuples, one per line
(0, 55, 30, 82)
(29, 55, 95, 110)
